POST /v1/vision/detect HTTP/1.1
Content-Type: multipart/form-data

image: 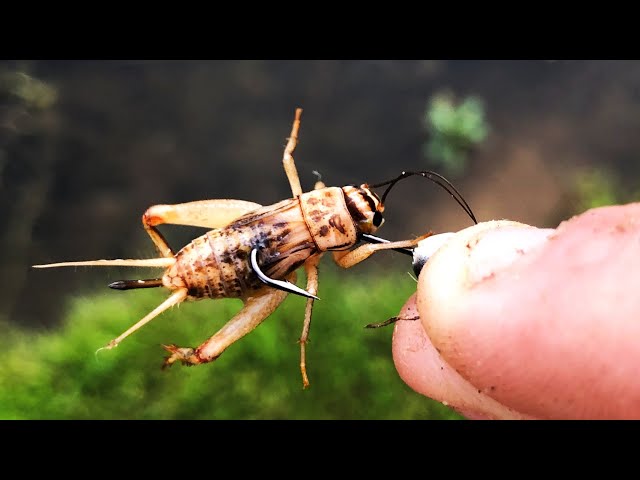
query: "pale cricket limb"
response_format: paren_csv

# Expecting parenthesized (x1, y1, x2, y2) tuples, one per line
(162, 278, 294, 367)
(299, 254, 322, 388)
(98, 288, 189, 351)
(282, 108, 304, 197)
(332, 232, 434, 269)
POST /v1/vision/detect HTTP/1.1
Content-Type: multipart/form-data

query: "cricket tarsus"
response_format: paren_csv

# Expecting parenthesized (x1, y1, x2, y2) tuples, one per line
(109, 278, 163, 290)
(365, 315, 419, 329)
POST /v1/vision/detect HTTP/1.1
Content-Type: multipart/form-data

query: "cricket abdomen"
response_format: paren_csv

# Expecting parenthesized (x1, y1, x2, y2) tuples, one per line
(163, 199, 318, 300)
(163, 229, 251, 299)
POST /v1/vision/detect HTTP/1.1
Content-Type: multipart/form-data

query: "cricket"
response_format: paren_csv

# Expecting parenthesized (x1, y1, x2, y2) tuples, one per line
(33, 108, 477, 388)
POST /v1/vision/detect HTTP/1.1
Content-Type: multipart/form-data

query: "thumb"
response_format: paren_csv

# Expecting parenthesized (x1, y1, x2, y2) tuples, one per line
(394, 204, 640, 419)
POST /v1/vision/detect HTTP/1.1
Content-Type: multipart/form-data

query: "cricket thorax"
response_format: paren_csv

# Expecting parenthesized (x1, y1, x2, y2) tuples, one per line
(298, 187, 358, 251)
(165, 198, 318, 300)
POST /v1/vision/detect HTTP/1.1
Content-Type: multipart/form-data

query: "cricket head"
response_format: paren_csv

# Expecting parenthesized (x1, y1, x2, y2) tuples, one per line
(342, 184, 385, 234)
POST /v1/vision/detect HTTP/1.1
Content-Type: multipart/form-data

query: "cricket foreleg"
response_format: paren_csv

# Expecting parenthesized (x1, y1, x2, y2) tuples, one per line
(162, 279, 293, 368)
(333, 233, 434, 269)
(101, 288, 188, 350)
(299, 254, 322, 389)
(282, 108, 304, 197)
(142, 199, 262, 258)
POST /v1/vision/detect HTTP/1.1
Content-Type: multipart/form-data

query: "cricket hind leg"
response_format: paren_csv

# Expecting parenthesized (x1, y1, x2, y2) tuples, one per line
(104, 199, 262, 286)
(162, 279, 293, 368)
(33, 200, 261, 270)
(142, 199, 262, 258)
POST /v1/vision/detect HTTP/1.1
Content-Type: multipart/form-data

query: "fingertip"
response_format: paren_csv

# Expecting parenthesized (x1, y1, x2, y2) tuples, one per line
(416, 221, 545, 342)
(414, 206, 640, 419)
(392, 294, 532, 420)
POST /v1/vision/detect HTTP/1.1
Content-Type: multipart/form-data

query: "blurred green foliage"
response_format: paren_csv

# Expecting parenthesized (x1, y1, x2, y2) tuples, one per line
(424, 92, 489, 177)
(0, 70, 58, 110)
(572, 167, 624, 212)
(0, 267, 461, 420)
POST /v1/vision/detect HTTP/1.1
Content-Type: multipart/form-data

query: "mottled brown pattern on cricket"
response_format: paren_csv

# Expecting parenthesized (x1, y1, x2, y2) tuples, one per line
(163, 195, 318, 300)
(277, 228, 291, 240)
(298, 187, 358, 252)
(308, 209, 323, 223)
(328, 214, 346, 234)
(321, 197, 336, 209)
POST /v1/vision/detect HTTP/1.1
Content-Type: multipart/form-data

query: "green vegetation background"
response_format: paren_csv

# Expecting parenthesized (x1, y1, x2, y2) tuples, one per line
(0, 266, 461, 420)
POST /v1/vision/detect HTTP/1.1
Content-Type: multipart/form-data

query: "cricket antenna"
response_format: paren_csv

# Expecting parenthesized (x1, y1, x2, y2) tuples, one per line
(370, 170, 477, 224)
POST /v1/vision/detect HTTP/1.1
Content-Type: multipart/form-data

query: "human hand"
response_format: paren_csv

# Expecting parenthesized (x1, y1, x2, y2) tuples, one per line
(392, 203, 640, 420)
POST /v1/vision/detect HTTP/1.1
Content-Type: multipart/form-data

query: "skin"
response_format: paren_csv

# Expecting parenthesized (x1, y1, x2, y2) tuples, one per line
(392, 203, 640, 420)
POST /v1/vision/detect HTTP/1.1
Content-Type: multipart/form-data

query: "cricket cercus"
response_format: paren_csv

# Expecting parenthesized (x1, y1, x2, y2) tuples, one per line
(33, 108, 477, 388)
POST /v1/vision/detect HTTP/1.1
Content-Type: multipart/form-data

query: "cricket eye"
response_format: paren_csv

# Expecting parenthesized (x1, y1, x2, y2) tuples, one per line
(372, 211, 384, 228)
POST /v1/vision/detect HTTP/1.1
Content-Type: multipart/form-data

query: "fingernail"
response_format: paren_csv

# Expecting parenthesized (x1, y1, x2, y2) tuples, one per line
(467, 227, 555, 284)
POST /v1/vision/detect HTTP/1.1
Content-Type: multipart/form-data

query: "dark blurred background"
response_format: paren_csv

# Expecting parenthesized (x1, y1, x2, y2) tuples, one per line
(4, 60, 639, 329)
